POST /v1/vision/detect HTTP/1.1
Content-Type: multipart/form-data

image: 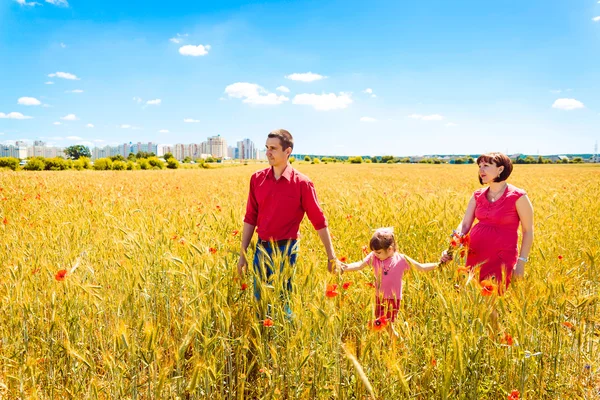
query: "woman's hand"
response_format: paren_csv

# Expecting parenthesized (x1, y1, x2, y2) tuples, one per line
(440, 250, 453, 264)
(513, 259, 525, 278)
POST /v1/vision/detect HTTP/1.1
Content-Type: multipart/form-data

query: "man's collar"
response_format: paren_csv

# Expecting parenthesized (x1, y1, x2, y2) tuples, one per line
(268, 164, 293, 181)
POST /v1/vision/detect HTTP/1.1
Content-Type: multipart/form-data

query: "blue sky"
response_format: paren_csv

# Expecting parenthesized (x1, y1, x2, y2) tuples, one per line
(1, 0, 599, 156)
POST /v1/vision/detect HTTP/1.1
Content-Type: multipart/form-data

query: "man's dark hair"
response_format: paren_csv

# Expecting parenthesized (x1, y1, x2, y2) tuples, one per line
(268, 129, 294, 151)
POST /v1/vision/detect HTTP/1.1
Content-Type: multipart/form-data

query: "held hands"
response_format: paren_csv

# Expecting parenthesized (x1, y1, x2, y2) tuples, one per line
(513, 259, 525, 278)
(439, 250, 453, 265)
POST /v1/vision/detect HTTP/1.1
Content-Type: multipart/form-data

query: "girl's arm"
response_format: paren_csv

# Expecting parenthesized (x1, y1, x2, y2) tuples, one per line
(341, 254, 371, 273)
(514, 194, 534, 277)
(403, 254, 440, 272)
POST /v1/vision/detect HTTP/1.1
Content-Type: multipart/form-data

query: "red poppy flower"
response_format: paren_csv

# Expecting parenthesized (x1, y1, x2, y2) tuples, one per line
(171, 235, 178, 240)
(35, 193, 41, 200)
(507, 389, 520, 400)
(339, 256, 347, 263)
(558, 255, 563, 260)
(232, 230, 239, 236)
(502, 333, 514, 346)
(342, 281, 352, 290)
(450, 240, 458, 248)
(562, 321, 574, 330)
(459, 234, 470, 246)
(346, 214, 352, 220)
(365, 282, 376, 288)
(240, 283, 248, 291)
(2, 217, 7, 225)
(216, 205, 222, 212)
(55, 269, 67, 281)
(431, 358, 437, 366)
(209, 247, 217, 254)
(325, 284, 339, 298)
(481, 279, 497, 296)
(263, 319, 274, 327)
(370, 316, 388, 332)
(362, 245, 369, 255)
(32, 268, 40, 275)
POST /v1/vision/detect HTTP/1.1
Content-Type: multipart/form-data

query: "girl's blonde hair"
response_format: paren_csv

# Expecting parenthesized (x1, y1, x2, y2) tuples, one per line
(369, 228, 396, 251)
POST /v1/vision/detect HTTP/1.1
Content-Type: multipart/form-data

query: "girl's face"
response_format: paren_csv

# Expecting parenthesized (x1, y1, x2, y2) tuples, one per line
(373, 246, 395, 261)
(478, 161, 504, 184)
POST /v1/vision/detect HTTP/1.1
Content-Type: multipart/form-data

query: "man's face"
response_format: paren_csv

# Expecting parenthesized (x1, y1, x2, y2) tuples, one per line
(265, 137, 290, 167)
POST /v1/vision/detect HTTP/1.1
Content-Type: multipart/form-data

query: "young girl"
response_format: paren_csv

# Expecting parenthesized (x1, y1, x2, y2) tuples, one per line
(341, 228, 440, 329)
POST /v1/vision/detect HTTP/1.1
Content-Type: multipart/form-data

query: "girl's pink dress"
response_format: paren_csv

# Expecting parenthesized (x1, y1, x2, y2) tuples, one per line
(364, 252, 410, 321)
(467, 183, 526, 286)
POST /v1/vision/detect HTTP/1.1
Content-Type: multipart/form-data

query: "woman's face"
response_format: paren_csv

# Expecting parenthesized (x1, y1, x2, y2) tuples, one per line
(478, 161, 504, 184)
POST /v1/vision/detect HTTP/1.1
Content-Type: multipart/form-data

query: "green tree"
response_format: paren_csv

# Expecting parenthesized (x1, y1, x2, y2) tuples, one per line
(289, 156, 295, 164)
(164, 152, 174, 160)
(0, 157, 20, 171)
(112, 160, 127, 170)
(148, 157, 165, 169)
(348, 156, 363, 164)
(73, 157, 92, 170)
(44, 157, 71, 170)
(93, 158, 113, 170)
(166, 158, 179, 169)
(182, 156, 192, 163)
(64, 145, 91, 160)
(127, 152, 136, 161)
(110, 154, 125, 162)
(23, 157, 45, 171)
(136, 151, 156, 159)
(304, 155, 311, 162)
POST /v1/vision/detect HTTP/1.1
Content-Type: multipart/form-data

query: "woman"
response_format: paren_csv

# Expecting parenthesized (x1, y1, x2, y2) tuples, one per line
(443, 152, 534, 287)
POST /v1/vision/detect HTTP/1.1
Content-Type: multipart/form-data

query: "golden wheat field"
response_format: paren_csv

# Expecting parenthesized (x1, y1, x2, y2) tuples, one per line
(0, 163, 598, 399)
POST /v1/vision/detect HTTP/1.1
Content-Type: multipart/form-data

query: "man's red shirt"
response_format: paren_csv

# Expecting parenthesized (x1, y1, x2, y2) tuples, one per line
(243, 165, 327, 241)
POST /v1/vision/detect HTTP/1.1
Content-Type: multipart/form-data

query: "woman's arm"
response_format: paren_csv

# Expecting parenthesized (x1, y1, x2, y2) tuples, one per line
(457, 195, 477, 235)
(403, 254, 440, 272)
(514, 194, 534, 277)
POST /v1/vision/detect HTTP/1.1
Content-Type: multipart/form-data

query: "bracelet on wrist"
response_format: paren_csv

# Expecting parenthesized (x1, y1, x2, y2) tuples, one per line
(518, 256, 528, 262)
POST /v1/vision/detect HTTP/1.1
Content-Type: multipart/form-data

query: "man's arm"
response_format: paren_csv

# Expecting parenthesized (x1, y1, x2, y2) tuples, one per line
(317, 227, 337, 273)
(237, 222, 256, 276)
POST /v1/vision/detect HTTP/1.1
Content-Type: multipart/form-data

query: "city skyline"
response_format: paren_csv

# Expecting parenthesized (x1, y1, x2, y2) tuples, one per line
(1, 1, 599, 155)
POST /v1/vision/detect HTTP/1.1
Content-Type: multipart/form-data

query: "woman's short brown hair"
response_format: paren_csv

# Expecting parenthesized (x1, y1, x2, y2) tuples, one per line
(369, 229, 396, 251)
(268, 129, 294, 151)
(476, 152, 513, 184)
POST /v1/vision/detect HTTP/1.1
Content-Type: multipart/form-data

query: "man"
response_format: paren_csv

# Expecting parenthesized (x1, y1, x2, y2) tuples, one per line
(237, 129, 337, 302)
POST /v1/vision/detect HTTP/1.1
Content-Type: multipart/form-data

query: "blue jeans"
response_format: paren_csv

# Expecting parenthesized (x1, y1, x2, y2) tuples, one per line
(252, 239, 298, 302)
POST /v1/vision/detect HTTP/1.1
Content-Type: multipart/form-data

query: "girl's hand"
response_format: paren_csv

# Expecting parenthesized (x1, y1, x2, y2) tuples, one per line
(339, 262, 349, 274)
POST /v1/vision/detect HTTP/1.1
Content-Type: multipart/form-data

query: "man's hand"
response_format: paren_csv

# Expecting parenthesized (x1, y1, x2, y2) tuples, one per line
(327, 258, 341, 274)
(237, 255, 247, 277)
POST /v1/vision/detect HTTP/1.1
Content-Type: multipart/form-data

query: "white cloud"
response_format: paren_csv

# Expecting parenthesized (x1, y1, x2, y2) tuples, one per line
(45, 0, 68, 6)
(86, 124, 94, 128)
(225, 82, 289, 105)
(445, 122, 458, 127)
(18, 97, 42, 106)
(48, 71, 80, 80)
(276, 86, 290, 93)
(360, 117, 377, 122)
(133, 96, 142, 103)
(77, 141, 93, 146)
(93, 139, 104, 142)
(53, 122, 61, 125)
(593, 16, 600, 22)
(120, 124, 131, 129)
(363, 88, 373, 94)
(159, 129, 169, 133)
(285, 72, 326, 82)
(60, 42, 67, 48)
(184, 118, 200, 123)
(45, 81, 54, 85)
(170, 33, 188, 43)
(550, 89, 562, 94)
(15, 0, 39, 6)
(67, 89, 84, 93)
(179, 44, 211, 56)
(292, 92, 353, 111)
(552, 98, 585, 110)
(146, 99, 161, 105)
(0, 132, 4, 135)
(66, 136, 82, 140)
(0, 112, 32, 119)
(408, 114, 444, 121)
(61, 114, 78, 121)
